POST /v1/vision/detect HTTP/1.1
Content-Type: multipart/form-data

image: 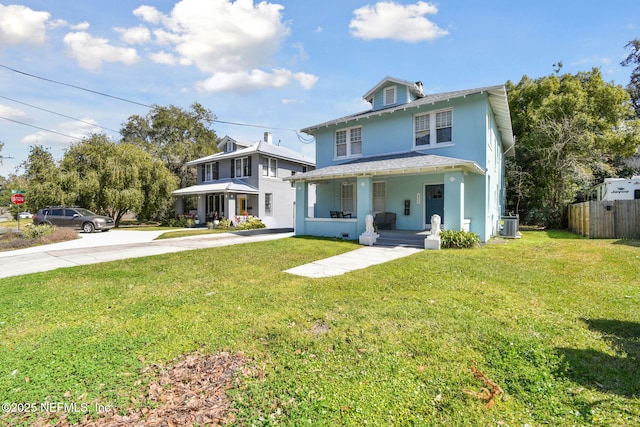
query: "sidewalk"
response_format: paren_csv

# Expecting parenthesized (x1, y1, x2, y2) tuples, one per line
(284, 246, 422, 278)
(0, 229, 293, 279)
(0, 229, 424, 279)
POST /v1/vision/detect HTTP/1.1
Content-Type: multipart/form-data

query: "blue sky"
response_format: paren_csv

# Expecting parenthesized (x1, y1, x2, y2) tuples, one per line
(0, 0, 638, 177)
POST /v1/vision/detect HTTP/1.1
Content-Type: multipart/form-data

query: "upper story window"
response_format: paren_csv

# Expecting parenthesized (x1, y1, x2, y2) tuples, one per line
(262, 157, 277, 177)
(205, 162, 218, 181)
(225, 141, 235, 152)
(234, 157, 251, 177)
(415, 108, 453, 148)
(384, 86, 397, 106)
(335, 126, 362, 159)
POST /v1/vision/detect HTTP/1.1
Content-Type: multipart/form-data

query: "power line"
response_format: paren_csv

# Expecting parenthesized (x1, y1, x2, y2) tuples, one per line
(0, 63, 154, 109)
(0, 115, 83, 141)
(0, 62, 316, 144)
(0, 95, 120, 134)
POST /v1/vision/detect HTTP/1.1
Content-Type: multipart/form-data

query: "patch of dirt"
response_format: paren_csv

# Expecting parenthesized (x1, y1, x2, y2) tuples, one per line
(310, 320, 330, 336)
(32, 351, 246, 427)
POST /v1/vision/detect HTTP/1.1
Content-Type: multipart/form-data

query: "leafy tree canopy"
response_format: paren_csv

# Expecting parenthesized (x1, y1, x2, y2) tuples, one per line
(506, 67, 640, 227)
(621, 39, 640, 117)
(120, 102, 219, 187)
(60, 134, 178, 226)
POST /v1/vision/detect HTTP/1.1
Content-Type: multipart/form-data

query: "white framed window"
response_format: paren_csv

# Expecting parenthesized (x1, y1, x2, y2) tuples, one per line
(436, 110, 452, 144)
(341, 182, 355, 213)
(226, 141, 235, 152)
(235, 157, 251, 177)
(384, 86, 397, 106)
(205, 162, 218, 181)
(264, 193, 273, 216)
(262, 157, 277, 177)
(335, 126, 362, 158)
(373, 181, 386, 213)
(414, 108, 453, 147)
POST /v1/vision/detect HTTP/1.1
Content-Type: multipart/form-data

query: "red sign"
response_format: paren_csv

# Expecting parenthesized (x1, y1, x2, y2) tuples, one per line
(11, 193, 25, 205)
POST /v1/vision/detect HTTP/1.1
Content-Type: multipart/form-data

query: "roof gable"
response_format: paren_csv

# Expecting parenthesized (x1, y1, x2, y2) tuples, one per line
(363, 76, 425, 110)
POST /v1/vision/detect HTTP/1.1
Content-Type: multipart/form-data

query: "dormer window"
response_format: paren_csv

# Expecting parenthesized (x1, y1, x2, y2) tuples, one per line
(225, 141, 235, 152)
(384, 86, 397, 106)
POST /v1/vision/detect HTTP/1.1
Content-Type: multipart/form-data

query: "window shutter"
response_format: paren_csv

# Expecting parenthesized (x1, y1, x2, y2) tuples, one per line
(200, 165, 205, 182)
(247, 157, 252, 176)
(230, 160, 234, 178)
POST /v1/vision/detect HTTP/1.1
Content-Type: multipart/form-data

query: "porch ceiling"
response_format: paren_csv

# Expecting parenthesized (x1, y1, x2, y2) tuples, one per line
(172, 178, 259, 196)
(285, 151, 485, 182)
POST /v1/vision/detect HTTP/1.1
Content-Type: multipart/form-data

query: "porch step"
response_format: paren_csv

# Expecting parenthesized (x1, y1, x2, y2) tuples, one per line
(375, 231, 427, 249)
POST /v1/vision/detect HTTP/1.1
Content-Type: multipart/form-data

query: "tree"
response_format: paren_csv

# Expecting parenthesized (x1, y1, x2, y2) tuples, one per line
(120, 103, 219, 187)
(22, 145, 77, 210)
(621, 39, 640, 117)
(506, 68, 640, 227)
(61, 134, 177, 226)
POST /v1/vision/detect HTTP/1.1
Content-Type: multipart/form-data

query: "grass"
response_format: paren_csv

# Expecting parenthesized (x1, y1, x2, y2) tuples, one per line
(0, 231, 639, 426)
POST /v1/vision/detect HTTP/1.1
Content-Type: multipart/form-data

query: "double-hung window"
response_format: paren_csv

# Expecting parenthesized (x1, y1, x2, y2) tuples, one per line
(372, 181, 386, 213)
(414, 108, 453, 148)
(262, 157, 277, 177)
(234, 157, 251, 177)
(341, 183, 355, 214)
(335, 126, 362, 159)
(205, 162, 218, 181)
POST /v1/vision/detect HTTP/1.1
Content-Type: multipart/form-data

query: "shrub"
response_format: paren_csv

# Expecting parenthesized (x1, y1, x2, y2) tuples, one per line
(20, 224, 56, 239)
(236, 216, 266, 230)
(439, 229, 481, 249)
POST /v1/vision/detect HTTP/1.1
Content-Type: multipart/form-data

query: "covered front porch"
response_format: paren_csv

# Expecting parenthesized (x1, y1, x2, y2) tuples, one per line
(287, 152, 491, 242)
(172, 179, 259, 224)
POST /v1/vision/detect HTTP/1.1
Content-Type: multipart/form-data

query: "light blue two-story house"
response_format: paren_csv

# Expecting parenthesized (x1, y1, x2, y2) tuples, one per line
(286, 77, 515, 243)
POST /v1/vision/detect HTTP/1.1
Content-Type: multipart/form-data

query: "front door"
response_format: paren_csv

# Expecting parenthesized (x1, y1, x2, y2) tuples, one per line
(425, 184, 444, 229)
(238, 195, 247, 215)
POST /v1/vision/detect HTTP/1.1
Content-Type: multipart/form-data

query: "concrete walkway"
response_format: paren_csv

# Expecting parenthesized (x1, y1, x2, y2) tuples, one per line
(0, 229, 424, 279)
(0, 229, 293, 279)
(284, 245, 423, 278)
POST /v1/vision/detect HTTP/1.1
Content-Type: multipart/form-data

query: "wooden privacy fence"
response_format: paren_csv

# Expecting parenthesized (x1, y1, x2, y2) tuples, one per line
(568, 200, 640, 239)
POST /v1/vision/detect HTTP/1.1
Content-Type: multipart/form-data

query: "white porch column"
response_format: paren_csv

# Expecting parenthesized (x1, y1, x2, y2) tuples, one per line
(197, 194, 206, 224)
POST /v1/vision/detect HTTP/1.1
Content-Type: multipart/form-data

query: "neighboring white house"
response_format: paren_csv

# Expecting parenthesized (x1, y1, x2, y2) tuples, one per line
(589, 176, 640, 201)
(172, 132, 315, 228)
(285, 76, 515, 243)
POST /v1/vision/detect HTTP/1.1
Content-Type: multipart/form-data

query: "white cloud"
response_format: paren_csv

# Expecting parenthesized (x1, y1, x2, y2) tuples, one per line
(197, 68, 293, 93)
(0, 104, 27, 120)
(150, 50, 178, 65)
(21, 119, 101, 147)
(70, 21, 90, 31)
(350, 1, 448, 42)
(0, 4, 50, 46)
(136, 0, 316, 92)
(293, 72, 319, 90)
(63, 31, 140, 70)
(20, 118, 102, 147)
(115, 25, 151, 44)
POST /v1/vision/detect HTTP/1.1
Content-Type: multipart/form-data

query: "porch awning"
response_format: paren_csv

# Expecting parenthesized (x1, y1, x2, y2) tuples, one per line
(284, 151, 485, 182)
(172, 179, 259, 196)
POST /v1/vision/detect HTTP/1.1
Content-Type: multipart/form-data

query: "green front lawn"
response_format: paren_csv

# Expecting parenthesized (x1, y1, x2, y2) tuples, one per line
(1, 232, 638, 426)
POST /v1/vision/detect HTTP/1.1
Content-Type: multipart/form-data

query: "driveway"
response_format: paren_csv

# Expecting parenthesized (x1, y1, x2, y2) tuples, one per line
(0, 229, 294, 279)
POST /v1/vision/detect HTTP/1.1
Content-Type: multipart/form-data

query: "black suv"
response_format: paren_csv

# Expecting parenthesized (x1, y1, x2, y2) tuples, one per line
(33, 207, 115, 233)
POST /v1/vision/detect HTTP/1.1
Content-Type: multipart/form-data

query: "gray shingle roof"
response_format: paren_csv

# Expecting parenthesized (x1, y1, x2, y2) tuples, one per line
(300, 84, 515, 152)
(284, 151, 485, 182)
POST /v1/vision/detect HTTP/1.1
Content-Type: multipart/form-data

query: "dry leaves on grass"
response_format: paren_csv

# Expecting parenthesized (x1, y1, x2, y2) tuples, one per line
(32, 351, 246, 427)
(463, 364, 504, 409)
